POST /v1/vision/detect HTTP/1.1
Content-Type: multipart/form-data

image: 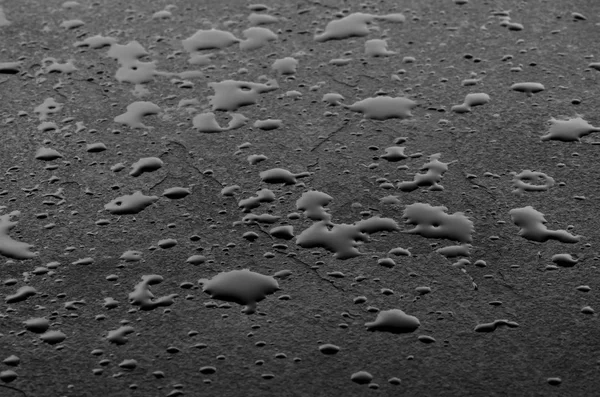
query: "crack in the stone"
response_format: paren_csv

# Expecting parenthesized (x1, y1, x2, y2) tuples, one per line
(310, 120, 350, 152)
(166, 140, 224, 189)
(0, 384, 28, 397)
(283, 253, 346, 293)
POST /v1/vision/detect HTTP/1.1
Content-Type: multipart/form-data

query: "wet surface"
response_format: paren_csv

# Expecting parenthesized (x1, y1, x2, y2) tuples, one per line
(0, 0, 600, 396)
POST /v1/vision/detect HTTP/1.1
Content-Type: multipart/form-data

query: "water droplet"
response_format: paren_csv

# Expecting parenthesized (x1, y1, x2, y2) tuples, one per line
(451, 93, 490, 113)
(319, 344, 340, 355)
(253, 119, 282, 131)
(40, 330, 66, 345)
(350, 370, 373, 385)
(510, 82, 544, 96)
(35, 147, 63, 161)
(6, 286, 37, 303)
(547, 377, 562, 386)
(346, 96, 416, 120)
(24, 317, 49, 333)
(364, 39, 396, 57)
(269, 225, 294, 240)
(106, 325, 135, 345)
(163, 187, 191, 200)
(436, 244, 471, 258)
(0, 370, 17, 383)
(120, 250, 142, 262)
(417, 335, 436, 343)
(260, 168, 310, 184)
(130, 157, 163, 177)
(381, 146, 408, 162)
(118, 359, 138, 370)
(551, 253, 578, 267)
(474, 319, 519, 332)
(272, 57, 298, 75)
(199, 269, 279, 314)
(365, 309, 420, 334)
(105, 191, 159, 215)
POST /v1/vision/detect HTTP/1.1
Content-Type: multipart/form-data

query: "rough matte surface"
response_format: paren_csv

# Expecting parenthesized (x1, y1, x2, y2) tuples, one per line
(0, 0, 600, 396)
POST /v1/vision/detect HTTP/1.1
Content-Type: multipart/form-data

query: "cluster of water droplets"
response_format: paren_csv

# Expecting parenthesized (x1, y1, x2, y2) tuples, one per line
(0, 0, 596, 394)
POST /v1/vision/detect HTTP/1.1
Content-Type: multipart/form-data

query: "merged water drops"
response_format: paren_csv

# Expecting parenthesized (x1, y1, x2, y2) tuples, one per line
(0, 212, 36, 259)
(540, 117, 600, 142)
(402, 203, 474, 243)
(114, 101, 161, 128)
(509, 206, 580, 243)
(314, 12, 405, 42)
(398, 153, 452, 192)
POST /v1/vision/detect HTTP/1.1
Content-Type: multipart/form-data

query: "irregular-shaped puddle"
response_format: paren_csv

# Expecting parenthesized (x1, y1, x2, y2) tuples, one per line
(540, 117, 600, 142)
(129, 275, 178, 310)
(107, 41, 157, 84)
(192, 112, 248, 132)
(296, 217, 398, 259)
(509, 206, 580, 243)
(314, 12, 405, 42)
(259, 168, 311, 184)
(0, 212, 36, 259)
(208, 80, 278, 111)
(398, 153, 452, 192)
(403, 203, 474, 243)
(114, 101, 161, 128)
(296, 190, 333, 221)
